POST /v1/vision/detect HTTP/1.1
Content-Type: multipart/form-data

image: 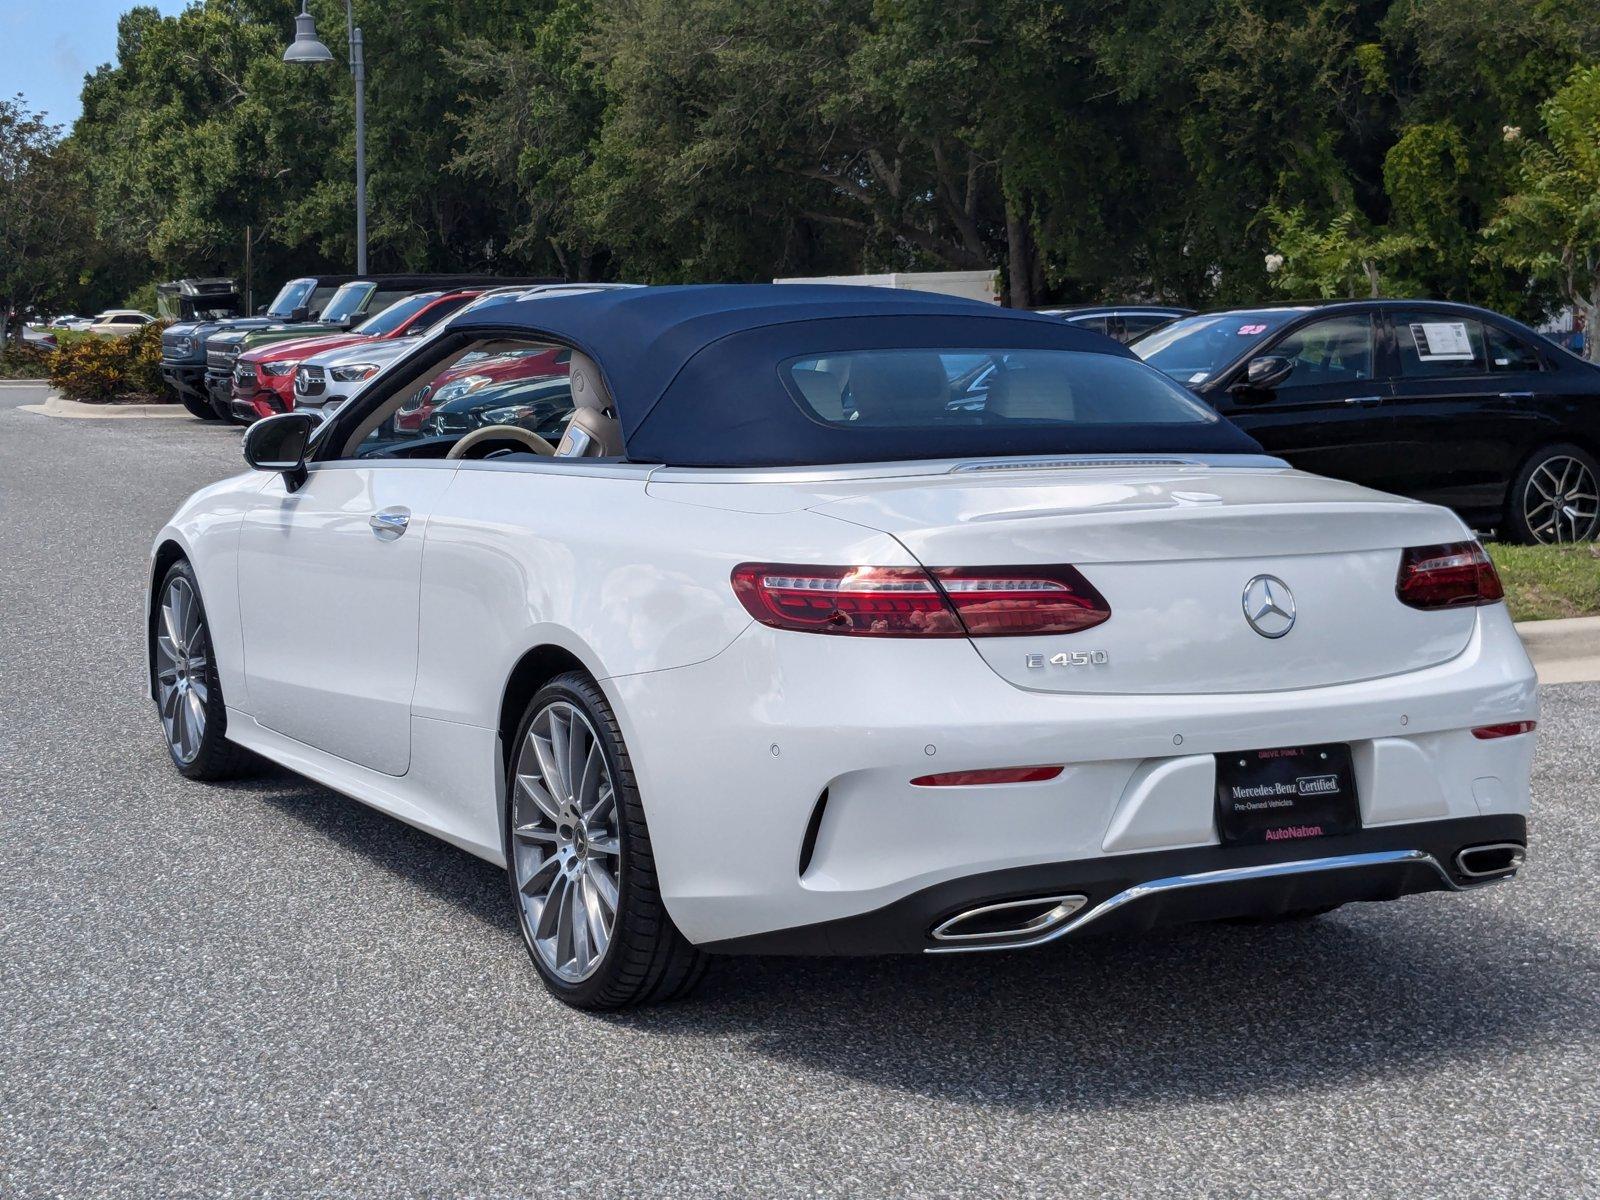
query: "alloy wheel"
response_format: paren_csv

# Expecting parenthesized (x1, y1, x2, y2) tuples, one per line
(154, 575, 209, 764)
(1523, 455, 1599, 544)
(510, 701, 622, 983)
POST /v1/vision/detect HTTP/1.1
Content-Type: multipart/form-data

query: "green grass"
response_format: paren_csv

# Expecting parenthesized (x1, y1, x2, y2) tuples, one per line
(1485, 542, 1600, 622)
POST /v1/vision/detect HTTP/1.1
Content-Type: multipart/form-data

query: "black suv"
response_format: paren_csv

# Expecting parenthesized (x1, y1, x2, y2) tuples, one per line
(1134, 299, 1600, 543)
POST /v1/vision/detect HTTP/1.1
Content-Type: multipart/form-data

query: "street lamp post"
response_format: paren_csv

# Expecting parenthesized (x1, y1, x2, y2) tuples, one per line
(283, 2, 367, 275)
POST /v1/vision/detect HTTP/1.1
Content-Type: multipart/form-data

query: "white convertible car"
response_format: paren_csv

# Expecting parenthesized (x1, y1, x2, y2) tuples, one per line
(149, 285, 1538, 1008)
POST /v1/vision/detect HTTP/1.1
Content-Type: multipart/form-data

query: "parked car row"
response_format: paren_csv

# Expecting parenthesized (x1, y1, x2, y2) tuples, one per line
(159, 273, 553, 423)
(31, 310, 155, 335)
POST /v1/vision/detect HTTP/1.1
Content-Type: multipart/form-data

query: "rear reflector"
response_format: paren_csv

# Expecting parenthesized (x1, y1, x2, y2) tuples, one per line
(1396, 541, 1505, 610)
(731, 563, 1110, 637)
(1471, 721, 1536, 740)
(911, 766, 1063, 787)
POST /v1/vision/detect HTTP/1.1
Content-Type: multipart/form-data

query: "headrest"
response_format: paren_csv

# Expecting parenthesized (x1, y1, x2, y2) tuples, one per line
(568, 351, 614, 414)
(986, 366, 1067, 420)
(847, 352, 949, 423)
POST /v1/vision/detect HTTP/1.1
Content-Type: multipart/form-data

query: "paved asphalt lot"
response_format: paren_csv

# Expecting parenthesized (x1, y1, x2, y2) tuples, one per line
(2, 383, 1597, 1198)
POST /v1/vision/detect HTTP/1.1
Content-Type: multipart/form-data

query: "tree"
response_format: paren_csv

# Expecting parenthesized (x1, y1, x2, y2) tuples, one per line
(1264, 204, 1420, 298)
(0, 96, 95, 341)
(1486, 65, 1600, 361)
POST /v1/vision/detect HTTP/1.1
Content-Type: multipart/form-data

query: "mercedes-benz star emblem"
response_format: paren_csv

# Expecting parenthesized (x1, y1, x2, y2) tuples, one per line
(1242, 574, 1296, 639)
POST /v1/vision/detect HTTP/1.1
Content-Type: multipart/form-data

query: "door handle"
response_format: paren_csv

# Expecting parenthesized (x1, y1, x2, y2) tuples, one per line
(1499, 391, 1534, 400)
(369, 507, 410, 541)
(1343, 395, 1384, 406)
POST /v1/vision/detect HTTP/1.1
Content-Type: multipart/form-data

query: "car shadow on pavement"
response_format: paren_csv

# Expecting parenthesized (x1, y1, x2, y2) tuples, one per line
(628, 906, 1594, 1112)
(243, 764, 1594, 1115)
(238, 765, 519, 936)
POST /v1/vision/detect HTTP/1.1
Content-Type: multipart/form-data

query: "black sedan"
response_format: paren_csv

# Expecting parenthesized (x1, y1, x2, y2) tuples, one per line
(1133, 300, 1600, 543)
(1036, 304, 1194, 344)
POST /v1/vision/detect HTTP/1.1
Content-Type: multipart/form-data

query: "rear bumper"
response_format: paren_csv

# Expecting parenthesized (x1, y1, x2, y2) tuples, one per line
(608, 604, 1538, 948)
(703, 813, 1525, 954)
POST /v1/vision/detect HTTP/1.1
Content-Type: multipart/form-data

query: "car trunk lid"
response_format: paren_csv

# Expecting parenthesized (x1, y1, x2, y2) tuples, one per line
(806, 466, 1477, 694)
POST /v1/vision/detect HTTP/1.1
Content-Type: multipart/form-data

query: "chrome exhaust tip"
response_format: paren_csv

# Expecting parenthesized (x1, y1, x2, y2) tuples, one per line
(930, 894, 1087, 944)
(1455, 842, 1525, 880)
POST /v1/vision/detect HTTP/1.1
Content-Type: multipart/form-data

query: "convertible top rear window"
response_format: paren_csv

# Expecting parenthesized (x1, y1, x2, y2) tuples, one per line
(782, 348, 1220, 431)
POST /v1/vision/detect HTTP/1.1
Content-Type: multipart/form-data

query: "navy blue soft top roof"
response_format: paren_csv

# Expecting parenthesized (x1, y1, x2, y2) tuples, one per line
(448, 284, 1262, 466)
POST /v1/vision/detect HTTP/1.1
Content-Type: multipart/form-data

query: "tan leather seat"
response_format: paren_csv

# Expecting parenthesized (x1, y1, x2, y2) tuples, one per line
(790, 366, 847, 420)
(986, 366, 1069, 421)
(555, 351, 623, 457)
(848, 352, 949, 424)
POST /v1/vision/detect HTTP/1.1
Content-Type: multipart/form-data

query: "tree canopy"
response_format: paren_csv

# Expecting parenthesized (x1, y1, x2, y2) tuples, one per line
(20, 0, 1600, 330)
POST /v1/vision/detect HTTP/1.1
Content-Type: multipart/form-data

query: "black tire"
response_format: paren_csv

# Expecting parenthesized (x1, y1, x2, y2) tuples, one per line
(179, 389, 217, 421)
(151, 559, 249, 781)
(1502, 442, 1600, 544)
(505, 671, 707, 1009)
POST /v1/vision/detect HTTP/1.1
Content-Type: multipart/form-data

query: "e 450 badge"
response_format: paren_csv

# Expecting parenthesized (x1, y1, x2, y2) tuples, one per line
(1026, 650, 1109, 668)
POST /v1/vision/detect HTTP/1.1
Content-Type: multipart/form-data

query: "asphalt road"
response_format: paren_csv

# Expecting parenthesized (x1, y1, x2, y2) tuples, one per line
(2, 384, 1597, 1199)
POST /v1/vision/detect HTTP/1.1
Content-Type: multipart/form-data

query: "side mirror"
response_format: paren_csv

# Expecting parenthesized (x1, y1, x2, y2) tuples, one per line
(243, 411, 317, 492)
(289, 306, 310, 322)
(255, 305, 267, 315)
(1234, 355, 1294, 394)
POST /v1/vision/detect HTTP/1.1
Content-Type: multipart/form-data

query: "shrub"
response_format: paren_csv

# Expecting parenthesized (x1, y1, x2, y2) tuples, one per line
(0, 340, 54, 380)
(48, 321, 170, 402)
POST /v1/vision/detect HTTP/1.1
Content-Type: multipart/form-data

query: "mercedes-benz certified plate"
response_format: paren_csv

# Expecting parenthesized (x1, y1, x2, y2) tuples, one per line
(1214, 743, 1360, 846)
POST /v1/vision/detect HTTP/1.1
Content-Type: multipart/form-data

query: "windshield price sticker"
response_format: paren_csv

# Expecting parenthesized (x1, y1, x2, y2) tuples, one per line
(1237, 324, 1268, 336)
(1410, 321, 1475, 361)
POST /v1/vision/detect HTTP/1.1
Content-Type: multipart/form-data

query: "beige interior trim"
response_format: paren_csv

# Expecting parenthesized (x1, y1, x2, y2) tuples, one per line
(445, 424, 557, 460)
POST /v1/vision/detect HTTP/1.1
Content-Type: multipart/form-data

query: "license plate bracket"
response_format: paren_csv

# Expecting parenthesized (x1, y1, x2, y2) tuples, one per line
(1214, 743, 1360, 846)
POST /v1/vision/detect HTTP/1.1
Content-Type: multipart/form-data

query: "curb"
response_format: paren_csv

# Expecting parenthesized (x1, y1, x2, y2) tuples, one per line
(18, 394, 194, 420)
(0, 378, 51, 387)
(1515, 615, 1600, 686)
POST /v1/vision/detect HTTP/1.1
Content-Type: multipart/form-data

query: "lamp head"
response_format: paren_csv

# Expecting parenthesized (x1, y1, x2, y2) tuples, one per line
(282, 3, 334, 63)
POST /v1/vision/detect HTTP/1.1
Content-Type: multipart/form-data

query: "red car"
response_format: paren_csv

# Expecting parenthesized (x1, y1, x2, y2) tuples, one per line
(230, 289, 482, 421)
(394, 345, 571, 433)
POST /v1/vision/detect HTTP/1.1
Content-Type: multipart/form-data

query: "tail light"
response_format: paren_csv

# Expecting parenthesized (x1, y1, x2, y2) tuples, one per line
(1395, 542, 1504, 610)
(730, 563, 1110, 637)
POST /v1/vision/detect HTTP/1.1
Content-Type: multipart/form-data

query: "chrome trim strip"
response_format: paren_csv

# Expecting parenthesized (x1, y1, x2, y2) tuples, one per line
(924, 849, 1457, 955)
(930, 894, 1087, 943)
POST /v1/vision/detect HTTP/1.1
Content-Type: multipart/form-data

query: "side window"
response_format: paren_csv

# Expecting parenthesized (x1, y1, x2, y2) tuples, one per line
(1395, 312, 1488, 377)
(1484, 324, 1543, 373)
(1121, 314, 1172, 340)
(1268, 315, 1375, 388)
(348, 340, 575, 460)
(366, 289, 416, 316)
(1068, 316, 1110, 336)
(306, 286, 339, 318)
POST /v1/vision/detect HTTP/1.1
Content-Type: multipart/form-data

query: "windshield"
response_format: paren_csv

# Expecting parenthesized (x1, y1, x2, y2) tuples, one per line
(266, 279, 317, 319)
(320, 282, 376, 324)
(783, 348, 1220, 430)
(354, 292, 442, 337)
(1132, 310, 1309, 384)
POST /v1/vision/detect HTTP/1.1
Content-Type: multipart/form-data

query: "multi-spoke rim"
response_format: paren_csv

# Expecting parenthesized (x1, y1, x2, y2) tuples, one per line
(154, 576, 209, 764)
(510, 701, 622, 983)
(1523, 455, 1599, 544)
